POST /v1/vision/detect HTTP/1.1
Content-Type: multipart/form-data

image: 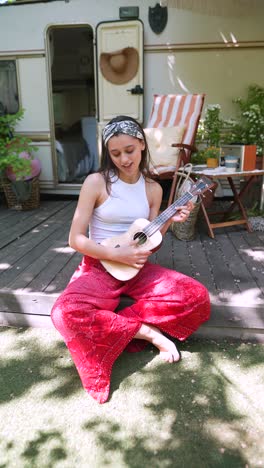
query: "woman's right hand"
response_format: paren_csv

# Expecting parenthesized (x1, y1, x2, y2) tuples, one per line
(110, 240, 152, 270)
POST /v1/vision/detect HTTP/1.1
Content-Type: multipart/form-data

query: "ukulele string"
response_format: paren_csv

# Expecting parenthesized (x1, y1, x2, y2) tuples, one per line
(144, 191, 193, 238)
(134, 181, 206, 242)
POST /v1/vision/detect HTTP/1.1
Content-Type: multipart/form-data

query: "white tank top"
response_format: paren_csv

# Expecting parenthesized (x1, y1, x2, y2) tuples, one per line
(89, 174, 150, 243)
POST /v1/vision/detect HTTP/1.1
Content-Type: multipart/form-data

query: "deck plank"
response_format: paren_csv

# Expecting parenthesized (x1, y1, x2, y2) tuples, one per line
(0, 198, 264, 340)
(185, 232, 218, 294)
(234, 230, 264, 295)
(215, 231, 263, 295)
(198, 233, 239, 294)
(6, 228, 70, 291)
(171, 233, 193, 277)
(46, 252, 82, 293)
(154, 231, 174, 270)
(0, 200, 72, 249)
(0, 202, 76, 287)
(0, 200, 74, 261)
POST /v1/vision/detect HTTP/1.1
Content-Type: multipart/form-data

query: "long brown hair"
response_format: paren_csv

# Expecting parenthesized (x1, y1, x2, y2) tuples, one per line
(99, 115, 153, 192)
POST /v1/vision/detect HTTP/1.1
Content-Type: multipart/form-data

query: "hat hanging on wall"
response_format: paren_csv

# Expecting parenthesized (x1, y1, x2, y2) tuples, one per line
(99, 47, 139, 85)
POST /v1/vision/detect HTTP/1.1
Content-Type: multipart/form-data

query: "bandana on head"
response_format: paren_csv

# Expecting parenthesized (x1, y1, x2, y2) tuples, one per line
(102, 120, 144, 145)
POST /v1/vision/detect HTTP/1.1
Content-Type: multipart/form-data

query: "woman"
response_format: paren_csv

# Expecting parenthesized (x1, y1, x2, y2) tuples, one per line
(51, 115, 210, 404)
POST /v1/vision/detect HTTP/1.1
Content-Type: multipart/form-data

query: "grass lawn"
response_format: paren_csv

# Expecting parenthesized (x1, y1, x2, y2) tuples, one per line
(0, 326, 264, 468)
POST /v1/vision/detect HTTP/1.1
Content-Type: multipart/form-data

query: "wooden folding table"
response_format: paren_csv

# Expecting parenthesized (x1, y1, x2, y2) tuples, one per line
(191, 168, 264, 238)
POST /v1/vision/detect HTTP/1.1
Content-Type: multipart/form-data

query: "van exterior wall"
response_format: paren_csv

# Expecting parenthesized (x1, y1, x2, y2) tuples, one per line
(1, 0, 263, 118)
(144, 48, 264, 119)
(1, 0, 264, 49)
(0, 0, 263, 192)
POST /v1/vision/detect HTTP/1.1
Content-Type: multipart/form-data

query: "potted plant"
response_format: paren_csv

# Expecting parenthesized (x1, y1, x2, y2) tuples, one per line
(195, 104, 222, 166)
(191, 150, 207, 166)
(197, 104, 223, 146)
(194, 106, 224, 206)
(203, 146, 220, 168)
(0, 107, 41, 210)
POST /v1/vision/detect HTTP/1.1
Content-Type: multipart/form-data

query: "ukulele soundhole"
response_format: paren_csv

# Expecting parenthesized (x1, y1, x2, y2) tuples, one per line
(134, 231, 147, 245)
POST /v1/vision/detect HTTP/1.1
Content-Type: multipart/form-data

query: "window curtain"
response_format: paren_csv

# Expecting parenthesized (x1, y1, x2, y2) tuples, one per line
(0, 61, 19, 114)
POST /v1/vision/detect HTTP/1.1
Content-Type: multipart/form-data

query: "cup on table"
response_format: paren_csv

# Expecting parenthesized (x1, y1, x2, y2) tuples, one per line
(224, 155, 239, 172)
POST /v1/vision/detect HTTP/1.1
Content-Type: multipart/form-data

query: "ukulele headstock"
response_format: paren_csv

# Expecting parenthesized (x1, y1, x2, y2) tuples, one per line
(190, 176, 215, 197)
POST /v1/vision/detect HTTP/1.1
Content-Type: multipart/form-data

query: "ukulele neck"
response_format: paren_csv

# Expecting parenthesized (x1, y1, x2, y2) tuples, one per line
(144, 191, 193, 236)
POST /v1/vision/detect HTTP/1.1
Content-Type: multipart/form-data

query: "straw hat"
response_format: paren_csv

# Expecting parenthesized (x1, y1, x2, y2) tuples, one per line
(99, 47, 139, 85)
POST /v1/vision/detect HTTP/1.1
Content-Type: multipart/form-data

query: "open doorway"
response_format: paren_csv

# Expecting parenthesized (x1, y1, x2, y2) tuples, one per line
(48, 25, 98, 184)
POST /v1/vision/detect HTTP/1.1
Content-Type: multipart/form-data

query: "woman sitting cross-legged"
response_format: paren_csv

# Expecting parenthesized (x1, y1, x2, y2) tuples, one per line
(51, 115, 210, 404)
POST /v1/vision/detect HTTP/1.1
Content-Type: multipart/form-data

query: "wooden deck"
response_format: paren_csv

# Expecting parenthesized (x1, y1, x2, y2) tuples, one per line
(0, 197, 264, 341)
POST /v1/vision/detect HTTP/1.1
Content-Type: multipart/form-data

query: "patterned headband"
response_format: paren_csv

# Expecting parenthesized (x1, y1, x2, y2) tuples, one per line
(102, 120, 144, 145)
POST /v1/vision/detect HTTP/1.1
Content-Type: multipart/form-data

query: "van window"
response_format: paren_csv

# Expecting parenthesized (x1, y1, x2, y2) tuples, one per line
(0, 60, 19, 114)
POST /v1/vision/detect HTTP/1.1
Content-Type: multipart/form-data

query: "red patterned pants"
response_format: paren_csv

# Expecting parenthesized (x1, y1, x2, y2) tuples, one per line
(51, 256, 210, 403)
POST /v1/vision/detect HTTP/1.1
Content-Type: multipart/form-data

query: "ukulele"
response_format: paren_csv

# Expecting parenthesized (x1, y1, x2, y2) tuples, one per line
(101, 176, 214, 280)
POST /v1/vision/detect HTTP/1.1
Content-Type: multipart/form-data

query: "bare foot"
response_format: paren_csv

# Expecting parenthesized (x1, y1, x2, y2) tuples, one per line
(134, 324, 181, 363)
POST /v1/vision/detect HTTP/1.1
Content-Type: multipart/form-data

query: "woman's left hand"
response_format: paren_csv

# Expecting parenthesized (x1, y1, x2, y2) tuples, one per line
(170, 201, 194, 223)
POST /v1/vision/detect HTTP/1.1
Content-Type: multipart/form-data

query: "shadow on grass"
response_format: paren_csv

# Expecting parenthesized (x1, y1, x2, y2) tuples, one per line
(1, 429, 68, 468)
(1, 327, 264, 467)
(0, 327, 81, 404)
(21, 430, 67, 468)
(0, 325, 156, 404)
(82, 338, 264, 468)
(0, 327, 76, 467)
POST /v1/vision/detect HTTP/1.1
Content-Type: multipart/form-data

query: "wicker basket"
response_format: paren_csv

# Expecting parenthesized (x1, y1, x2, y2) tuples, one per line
(170, 168, 201, 241)
(170, 201, 201, 240)
(2, 177, 40, 210)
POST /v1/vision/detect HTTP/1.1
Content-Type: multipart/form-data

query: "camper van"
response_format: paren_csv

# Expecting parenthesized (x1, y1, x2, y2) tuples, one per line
(0, 0, 263, 195)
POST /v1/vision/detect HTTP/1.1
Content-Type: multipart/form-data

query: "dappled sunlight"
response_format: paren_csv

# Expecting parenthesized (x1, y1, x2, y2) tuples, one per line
(241, 249, 264, 262)
(209, 288, 264, 306)
(167, 53, 174, 68)
(167, 54, 190, 92)
(176, 76, 189, 93)
(1, 327, 264, 466)
(210, 290, 236, 304)
(167, 54, 176, 87)
(94, 342, 260, 466)
(0, 329, 65, 403)
(228, 288, 264, 306)
(219, 30, 239, 47)
(51, 246, 74, 254)
(219, 31, 228, 43)
(205, 421, 254, 457)
(230, 32, 239, 46)
(21, 429, 68, 467)
(0, 262, 11, 270)
(0, 327, 80, 405)
(45, 284, 60, 293)
(215, 360, 264, 421)
(32, 225, 50, 233)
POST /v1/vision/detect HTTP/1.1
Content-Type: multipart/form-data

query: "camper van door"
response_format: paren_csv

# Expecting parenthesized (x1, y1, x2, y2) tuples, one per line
(96, 20, 144, 129)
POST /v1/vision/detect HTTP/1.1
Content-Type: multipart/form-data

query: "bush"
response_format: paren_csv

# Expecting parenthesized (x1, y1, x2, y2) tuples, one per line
(227, 84, 264, 155)
(0, 108, 37, 180)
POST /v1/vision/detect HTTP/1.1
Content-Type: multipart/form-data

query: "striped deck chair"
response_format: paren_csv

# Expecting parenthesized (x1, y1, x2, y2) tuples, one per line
(146, 93, 205, 206)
